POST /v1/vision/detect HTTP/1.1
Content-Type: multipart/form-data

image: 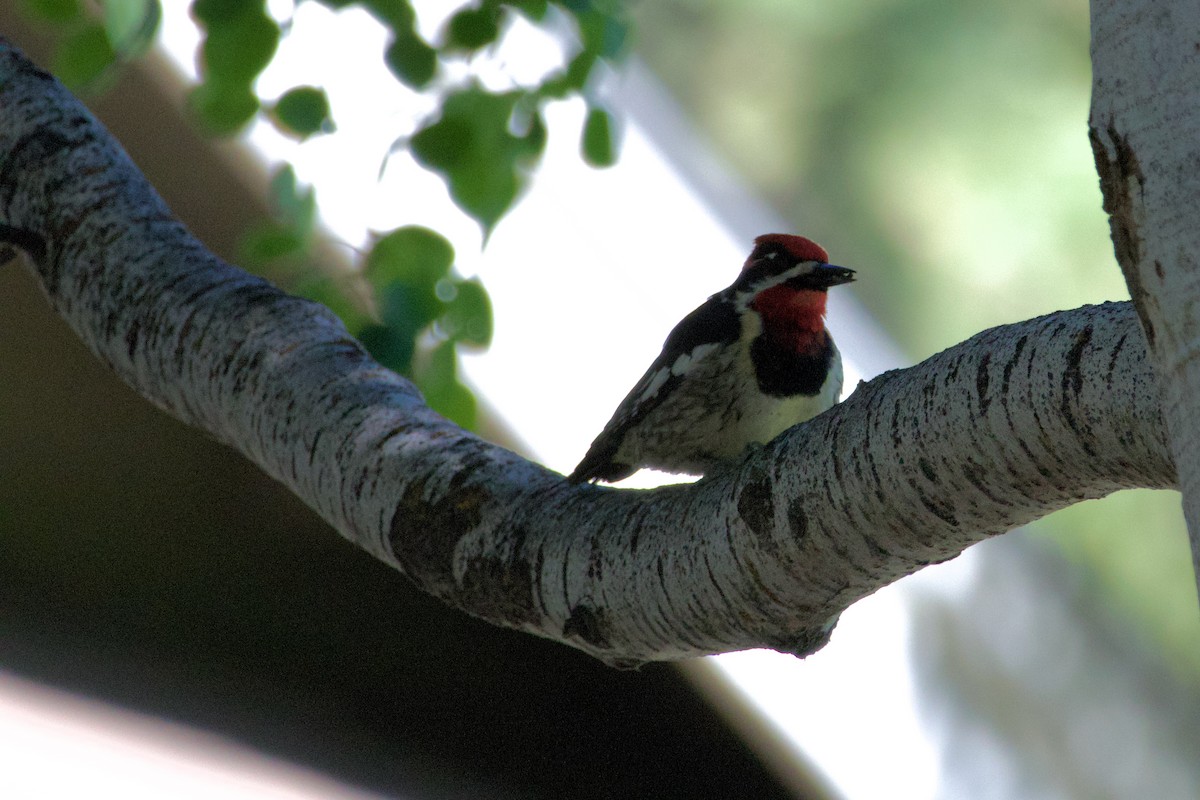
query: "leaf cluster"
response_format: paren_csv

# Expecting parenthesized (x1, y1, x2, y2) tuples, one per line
(19, 0, 160, 89)
(24, 0, 629, 430)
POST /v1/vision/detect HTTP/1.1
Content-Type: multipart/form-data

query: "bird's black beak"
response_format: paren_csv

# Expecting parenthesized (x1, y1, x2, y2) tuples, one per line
(815, 264, 856, 288)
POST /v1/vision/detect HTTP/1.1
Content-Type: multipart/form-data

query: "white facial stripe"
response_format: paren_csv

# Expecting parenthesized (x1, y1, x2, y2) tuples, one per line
(735, 262, 819, 310)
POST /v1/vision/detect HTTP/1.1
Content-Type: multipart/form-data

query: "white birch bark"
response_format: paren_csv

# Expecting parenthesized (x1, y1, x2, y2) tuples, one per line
(0, 36, 1177, 666)
(1089, 0, 1200, 598)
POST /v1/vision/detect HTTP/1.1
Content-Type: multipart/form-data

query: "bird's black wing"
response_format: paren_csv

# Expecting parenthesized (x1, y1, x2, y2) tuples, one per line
(568, 294, 740, 483)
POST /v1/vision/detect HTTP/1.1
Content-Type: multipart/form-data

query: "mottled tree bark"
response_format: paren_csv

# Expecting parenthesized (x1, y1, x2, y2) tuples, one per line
(1089, 0, 1200, 601)
(0, 35, 1178, 667)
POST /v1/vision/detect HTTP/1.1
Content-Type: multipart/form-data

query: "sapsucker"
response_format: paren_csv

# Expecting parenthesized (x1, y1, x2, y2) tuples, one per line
(569, 234, 855, 483)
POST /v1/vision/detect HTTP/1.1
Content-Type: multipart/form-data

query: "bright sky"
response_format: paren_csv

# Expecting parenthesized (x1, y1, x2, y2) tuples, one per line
(0, 3, 991, 798)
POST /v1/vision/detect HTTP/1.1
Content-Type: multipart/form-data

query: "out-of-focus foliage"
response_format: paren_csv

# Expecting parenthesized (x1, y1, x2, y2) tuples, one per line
(634, 0, 1197, 681)
(270, 85, 334, 139)
(208, 0, 625, 424)
(19, 0, 160, 89)
(22, 0, 629, 429)
(408, 85, 545, 235)
(190, 0, 279, 134)
(582, 104, 618, 166)
(911, 537, 1200, 799)
(182, 0, 627, 237)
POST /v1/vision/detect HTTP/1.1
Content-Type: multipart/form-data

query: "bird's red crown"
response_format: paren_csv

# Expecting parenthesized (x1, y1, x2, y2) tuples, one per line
(748, 233, 829, 267)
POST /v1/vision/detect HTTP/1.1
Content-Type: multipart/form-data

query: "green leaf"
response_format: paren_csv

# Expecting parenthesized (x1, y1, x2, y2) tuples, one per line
(380, 281, 441, 350)
(189, 0, 278, 133)
(572, 4, 629, 60)
(385, 30, 437, 89)
(19, 0, 83, 24)
(356, 227, 477, 379)
(538, 50, 596, 99)
(272, 85, 335, 139)
(293, 274, 370, 333)
(507, 0, 548, 21)
(445, 3, 501, 51)
(189, 82, 259, 134)
(365, 226, 455, 294)
(441, 278, 493, 348)
(511, 102, 547, 162)
(410, 86, 537, 234)
(52, 23, 117, 90)
(240, 224, 306, 266)
(102, 0, 161, 57)
(581, 105, 618, 167)
(192, 0, 280, 86)
(358, 322, 417, 375)
(415, 341, 476, 429)
(355, 0, 415, 28)
(267, 165, 317, 233)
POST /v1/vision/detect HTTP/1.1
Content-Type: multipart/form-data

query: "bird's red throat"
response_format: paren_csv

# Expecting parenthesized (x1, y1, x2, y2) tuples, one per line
(751, 286, 828, 353)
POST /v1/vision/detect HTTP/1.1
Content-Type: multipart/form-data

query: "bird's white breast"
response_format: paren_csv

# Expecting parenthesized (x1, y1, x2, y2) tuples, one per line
(613, 317, 843, 476)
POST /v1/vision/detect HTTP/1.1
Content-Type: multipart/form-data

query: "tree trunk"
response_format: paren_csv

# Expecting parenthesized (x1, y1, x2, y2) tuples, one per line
(1089, 0, 1200, 602)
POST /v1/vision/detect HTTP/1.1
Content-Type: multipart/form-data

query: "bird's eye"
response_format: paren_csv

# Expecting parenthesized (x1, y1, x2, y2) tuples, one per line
(764, 251, 777, 260)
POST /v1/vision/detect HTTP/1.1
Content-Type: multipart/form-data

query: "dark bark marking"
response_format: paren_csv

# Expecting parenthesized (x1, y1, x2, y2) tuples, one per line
(0, 128, 73, 196)
(976, 352, 992, 413)
(830, 421, 845, 487)
(786, 496, 808, 545)
(1060, 325, 1097, 457)
(0, 223, 46, 262)
(858, 528, 897, 562)
(914, 482, 959, 528)
(890, 396, 903, 450)
(742, 557, 788, 606)
(737, 468, 774, 538)
(1017, 435, 1054, 480)
(820, 520, 875, 580)
(1001, 335, 1028, 396)
(459, 525, 540, 629)
(962, 460, 1010, 506)
(563, 604, 610, 650)
(769, 620, 837, 659)
(918, 456, 938, 484)
(944, 357, 959, 384)
(390, 474, 489, 587)
(125, 319, 140, 360)
(702, 551, 734, 613)
(586, 533, 604, 581)
(1063, 324, 1092, 398)
(890, 402, 963, 530)
(390, 457, 542, 628)
(1108, 332, 1129, 379)
(863, 435, 886, 502)
(0, 129, 74, 290)
(1089, 121, 1153, 346)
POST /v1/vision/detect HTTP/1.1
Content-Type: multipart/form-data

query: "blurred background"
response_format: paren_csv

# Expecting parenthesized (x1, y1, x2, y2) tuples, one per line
(2, 1, 1199, 798)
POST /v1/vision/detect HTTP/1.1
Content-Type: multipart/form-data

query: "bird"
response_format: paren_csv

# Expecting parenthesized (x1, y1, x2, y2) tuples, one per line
(568, 234, 855, 483)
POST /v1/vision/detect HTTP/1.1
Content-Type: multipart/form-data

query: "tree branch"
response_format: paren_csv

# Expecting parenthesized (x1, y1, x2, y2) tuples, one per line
(0, 37, 1174, 666)
(1089, 0, 1200, 599)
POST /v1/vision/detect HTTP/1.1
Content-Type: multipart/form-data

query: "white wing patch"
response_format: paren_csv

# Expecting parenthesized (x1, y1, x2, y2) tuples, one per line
(637, 366, 672, 404)
(670, 342, 720, 376)
(631, 342, 724, 408)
